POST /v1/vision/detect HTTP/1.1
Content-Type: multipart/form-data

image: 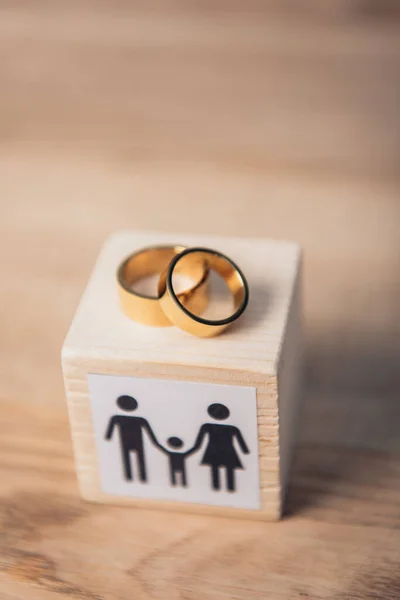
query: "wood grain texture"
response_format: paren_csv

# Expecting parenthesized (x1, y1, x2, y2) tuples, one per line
(0, 400, 399, 600)
(1, 2, 400, 176)
(1, 0, 400, 597)
(62, 231, 302, 520)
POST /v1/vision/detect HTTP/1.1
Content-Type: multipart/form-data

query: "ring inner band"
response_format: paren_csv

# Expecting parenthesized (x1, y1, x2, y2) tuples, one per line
(160, 248, 249, 337)
(119, 246, 188, 299)
(117, 246, 208, 327)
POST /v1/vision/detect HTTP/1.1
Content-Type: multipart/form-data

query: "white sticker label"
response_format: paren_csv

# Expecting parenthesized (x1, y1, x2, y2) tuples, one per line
(88, 374, 260, 510)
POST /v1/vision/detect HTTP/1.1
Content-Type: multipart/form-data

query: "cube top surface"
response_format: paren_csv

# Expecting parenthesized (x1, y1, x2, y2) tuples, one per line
(63, 231, 300, 376)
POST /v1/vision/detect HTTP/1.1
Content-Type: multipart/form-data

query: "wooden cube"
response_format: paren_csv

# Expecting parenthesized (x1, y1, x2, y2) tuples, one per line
(62, 231, 302, 521)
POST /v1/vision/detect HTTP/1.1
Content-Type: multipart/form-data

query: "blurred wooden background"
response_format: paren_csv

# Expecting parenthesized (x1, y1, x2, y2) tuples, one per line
(0, 2, 399, 598)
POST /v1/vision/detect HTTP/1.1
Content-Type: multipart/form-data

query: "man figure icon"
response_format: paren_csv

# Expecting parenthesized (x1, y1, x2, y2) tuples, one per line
(105, 395, 158, 483)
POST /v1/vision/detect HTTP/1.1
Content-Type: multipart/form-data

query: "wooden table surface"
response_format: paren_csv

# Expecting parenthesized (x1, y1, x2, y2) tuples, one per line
(1, 2, 400, 598)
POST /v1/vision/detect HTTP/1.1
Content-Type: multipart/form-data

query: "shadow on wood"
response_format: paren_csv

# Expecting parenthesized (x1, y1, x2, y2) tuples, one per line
(286, 328, 400, 521)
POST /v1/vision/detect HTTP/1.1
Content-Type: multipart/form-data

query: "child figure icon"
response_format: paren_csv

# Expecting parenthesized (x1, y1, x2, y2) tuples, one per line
(159, 436, 192, 487)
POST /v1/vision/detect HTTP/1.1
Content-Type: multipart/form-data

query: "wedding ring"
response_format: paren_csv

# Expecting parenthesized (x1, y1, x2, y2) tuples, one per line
(117, 246, 208, 327)
(159, 247, 249, 337)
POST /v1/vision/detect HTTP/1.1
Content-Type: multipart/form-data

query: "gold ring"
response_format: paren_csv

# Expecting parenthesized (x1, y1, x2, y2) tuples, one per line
(117, 245, 208, 327)
(159, 247, 249, 337)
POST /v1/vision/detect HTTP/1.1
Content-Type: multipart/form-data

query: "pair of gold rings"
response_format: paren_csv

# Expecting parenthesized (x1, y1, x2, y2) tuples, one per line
(117, 245, 249, 338)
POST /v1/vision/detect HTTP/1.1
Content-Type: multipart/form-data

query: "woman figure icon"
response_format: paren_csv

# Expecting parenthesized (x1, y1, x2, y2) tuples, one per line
(191, 403, 250, 493)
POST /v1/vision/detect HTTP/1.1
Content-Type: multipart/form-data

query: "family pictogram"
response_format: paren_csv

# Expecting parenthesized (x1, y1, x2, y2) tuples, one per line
(105, 396, 250, 492)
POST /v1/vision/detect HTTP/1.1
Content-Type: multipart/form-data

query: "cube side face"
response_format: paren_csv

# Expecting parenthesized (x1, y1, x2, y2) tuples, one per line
(277, 263, 304, 514)
(62, 351, 281, 521)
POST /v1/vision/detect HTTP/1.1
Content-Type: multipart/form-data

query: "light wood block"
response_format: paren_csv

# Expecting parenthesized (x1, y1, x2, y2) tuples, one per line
(62, 231, 302, 520)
